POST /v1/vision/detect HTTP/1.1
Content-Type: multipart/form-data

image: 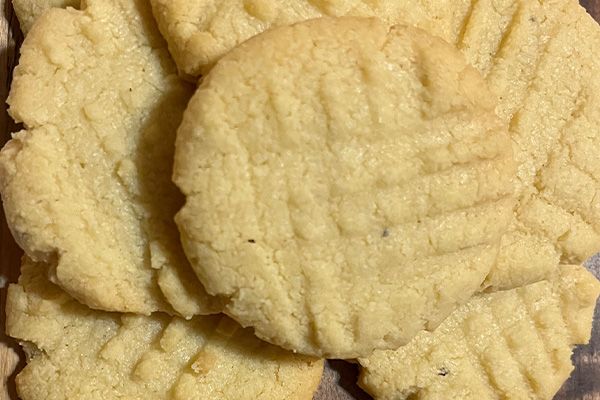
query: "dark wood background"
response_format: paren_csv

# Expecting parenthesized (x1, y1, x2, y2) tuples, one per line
(0, 0, 23, 398)
(1, 1, 599, 399)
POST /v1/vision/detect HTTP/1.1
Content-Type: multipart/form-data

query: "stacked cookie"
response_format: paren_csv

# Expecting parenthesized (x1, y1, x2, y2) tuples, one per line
(2, 0, 600, 399)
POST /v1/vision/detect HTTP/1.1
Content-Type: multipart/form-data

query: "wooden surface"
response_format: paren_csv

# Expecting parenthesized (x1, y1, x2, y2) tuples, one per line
(1, 1, 600, 399)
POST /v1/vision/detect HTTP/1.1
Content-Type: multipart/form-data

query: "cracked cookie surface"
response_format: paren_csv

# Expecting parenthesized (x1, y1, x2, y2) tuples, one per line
(6, 258, 323, 400)
(0, 0, 221, 316)
(359, 264, 600, 400)
(149, 0, 437, 77)
(151, 0, 600, 291)
(12, 0, 79, 33)
(438, 0, 600, 289)
(174, 18, 516, 358)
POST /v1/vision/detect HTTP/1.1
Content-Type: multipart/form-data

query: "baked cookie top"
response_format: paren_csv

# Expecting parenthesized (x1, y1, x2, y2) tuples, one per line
(149, 0, 437, 77)
(150, 0, 600, 291)
(474, 0, 600, 289)
(0, 0, 221, 316)
(359, 264, 600, 399)
(6, 258, 324, 400)
(174, 18, 516, 358)
(12, 0, 79, 33)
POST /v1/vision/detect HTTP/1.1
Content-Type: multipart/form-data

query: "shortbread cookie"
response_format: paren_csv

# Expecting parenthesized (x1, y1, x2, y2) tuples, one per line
(359, 264, 600, 400)
(381, 0, 600, 289)
(12, 0, 78, 33)
(474, 0, 600, 288)
(146, 0, 536, 78)
(174, 18, 516, 358)
(152, 0, 600, 291)
(6, 258, 324, 400)
(0, 0, 220, 316)
(149, 0, 436, 77)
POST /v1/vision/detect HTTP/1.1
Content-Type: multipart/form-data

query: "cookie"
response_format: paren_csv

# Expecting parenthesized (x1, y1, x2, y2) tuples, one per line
(174, 18, 516, 358)
(0, 0, 221, 316)
(156, 0, 600, 291)
(6, 258, 324, 400)
(12, 0, 79, 33)
(146, 0, 536, 79)
(477, 0, 600, 288)
(398, 0, 600, 289)
(149, 0, 438, 77)
(359, 264, 600, 400)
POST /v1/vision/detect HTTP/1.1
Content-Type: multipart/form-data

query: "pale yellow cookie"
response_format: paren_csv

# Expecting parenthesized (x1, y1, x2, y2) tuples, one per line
(12, 0, 79, 33)
(461, 0, 600, 288)
(174, 18, 516, 358)
(149, 0, 437, 77)
(359, 264, 600, 400)
(146, 0, 531, 78)
(0, 0, 221, 316)
(6, 258, 324, 400)
(396, 0, 600, 289)
(151, 0, 600, 291)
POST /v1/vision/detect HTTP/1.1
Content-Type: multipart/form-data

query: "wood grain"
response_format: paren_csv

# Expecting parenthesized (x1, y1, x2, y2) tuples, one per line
(0, 1, 599, 400)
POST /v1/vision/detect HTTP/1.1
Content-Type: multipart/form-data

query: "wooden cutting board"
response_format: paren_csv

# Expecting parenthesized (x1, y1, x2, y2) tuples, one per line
(1, 1, 600, 399)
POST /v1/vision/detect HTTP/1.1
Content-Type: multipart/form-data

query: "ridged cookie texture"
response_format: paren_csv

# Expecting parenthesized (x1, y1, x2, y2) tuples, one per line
(150, 0, 600, 291)
(149, 0, 439, 77)
(12, 0, 79, 33)
(174, 18, 516, 358)
(465, 0, 600, 288)
(378, 0, 600, 289)
(359, 265, 600, 400)
(6, 258, 324, 400)
(0, 0, 221, 316)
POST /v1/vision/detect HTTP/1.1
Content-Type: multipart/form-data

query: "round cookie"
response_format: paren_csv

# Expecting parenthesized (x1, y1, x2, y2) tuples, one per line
(152, 0, 600, 294)
(359, 264, 600, 399)
(0, 0, 221, 316)
(174, 18, 516, 358)
(7, 258, 324, 400)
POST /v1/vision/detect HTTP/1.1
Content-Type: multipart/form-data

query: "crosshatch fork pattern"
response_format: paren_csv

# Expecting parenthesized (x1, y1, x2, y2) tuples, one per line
(1, 0, 600, 399)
